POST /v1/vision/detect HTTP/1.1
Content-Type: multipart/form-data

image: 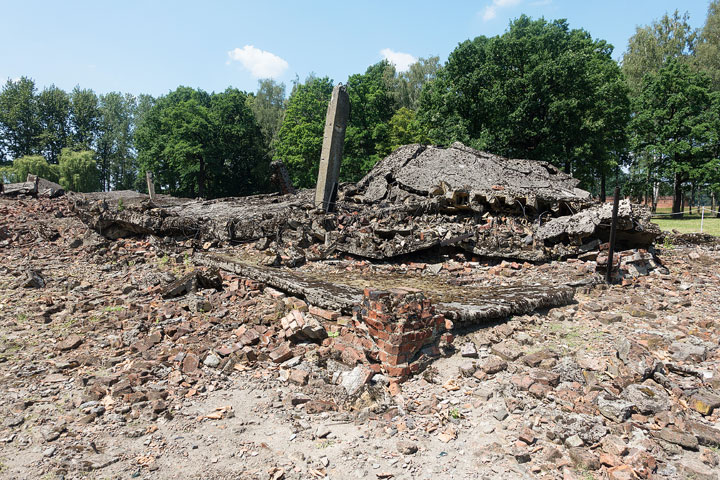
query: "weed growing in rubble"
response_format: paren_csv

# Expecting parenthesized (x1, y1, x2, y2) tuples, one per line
(103, 305, 125, 313)
(449, 408, 462, 419)
(117, 198, 124, 212)
(158, 255, 169, 266)
(16, 313, 27, 323)
(327, 331, 339, 338)
(662, 236, 675, 250)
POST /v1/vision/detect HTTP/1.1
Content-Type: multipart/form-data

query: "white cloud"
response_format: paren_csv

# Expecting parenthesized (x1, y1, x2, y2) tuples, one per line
(482, 0, 522, 21)
(227, 45, 289, 78)
(380, 48, 418, 73)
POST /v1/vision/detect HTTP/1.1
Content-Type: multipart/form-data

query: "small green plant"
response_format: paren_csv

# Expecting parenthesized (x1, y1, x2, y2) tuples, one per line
(662, 236, 675, 250)
(103, 306, 125, 313)
(16, 313, 28, 323)
(449, 408, 462, 419)
(316, 440, 334, 449)
(117, 198, 124, 211)
(327, 331, 339, 338)
(158, 255, 170, 266)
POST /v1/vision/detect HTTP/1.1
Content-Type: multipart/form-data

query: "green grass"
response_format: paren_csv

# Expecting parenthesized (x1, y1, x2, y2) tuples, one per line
(651, 207, 720, 236)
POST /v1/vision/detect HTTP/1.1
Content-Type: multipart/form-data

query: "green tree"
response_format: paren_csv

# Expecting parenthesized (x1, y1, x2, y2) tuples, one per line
(69, 87, 99, 150)
(36, 85, 71, 164)
(386, 107, 429, 152)
(10, 155, 59, 183)
(273, 75, 334, 188)
(136, 86, 266, 198)
(418, 16, 629, 192)
(247, 79, 286, 155)
(97, 92, 136, 190)
(0, 77, 40, 161)
(621, 10, 697, 95)
(58, 149, 100, 192)
(630, 59, 713, 216)
(343, 61, 397, 182)
(696, 0, 720, 91)
(394, 56, 441, 110)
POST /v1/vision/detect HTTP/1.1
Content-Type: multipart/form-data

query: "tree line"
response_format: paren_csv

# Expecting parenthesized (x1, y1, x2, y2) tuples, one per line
(1, 2, 718, 215)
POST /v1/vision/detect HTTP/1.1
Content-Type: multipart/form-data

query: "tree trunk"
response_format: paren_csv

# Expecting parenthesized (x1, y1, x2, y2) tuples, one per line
(198, 156, 205, 199)
(672, 171, 683, 218)
(652, 182, 659, 213)
(599, 171, 606, 203)
(690, 182, 695, 215)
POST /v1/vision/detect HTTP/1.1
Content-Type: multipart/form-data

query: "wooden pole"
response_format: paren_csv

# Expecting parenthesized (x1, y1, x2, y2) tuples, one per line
(606, 186, 620, 284)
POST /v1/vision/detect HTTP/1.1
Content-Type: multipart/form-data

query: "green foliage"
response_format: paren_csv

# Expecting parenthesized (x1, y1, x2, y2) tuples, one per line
(417, 16, 629, 192)
(393, 56, 441, 110)
(247, 79, 286, 155)
(696, 1, 720, 91)
(0, 77, 40, 162)
(69, 87, 99, 151)
(97, 92, 137, 190)
(630, 60, 714, 213)
(621, 11, 697, 95)
(343, 61, 398, 182)
(387, 107, 429, 151)
(273, 75, 334, 188)
(58, 149, 100, 192)
(36, 85, 71, 163)
(136, 86, 267, 198)
(10, 155, 59, 183)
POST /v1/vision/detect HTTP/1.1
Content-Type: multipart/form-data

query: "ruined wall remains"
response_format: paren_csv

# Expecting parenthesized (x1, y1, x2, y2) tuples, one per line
(328, 288, 453, 380)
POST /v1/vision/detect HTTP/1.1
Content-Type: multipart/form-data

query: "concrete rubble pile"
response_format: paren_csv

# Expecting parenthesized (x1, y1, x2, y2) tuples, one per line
(1, 193, 719, 479)
(53, 143, 668, 383)
(70, 142, 660, 265)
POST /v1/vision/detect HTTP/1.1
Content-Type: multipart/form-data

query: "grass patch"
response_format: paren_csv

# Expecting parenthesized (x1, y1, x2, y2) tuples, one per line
(103, 306, 125, 313)
(652, 207, 720, 236)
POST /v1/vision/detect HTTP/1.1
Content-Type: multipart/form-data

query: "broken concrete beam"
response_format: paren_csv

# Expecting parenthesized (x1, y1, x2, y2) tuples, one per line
(195, 252, 574, 324)
(2, 180, 37, 196)
(536, 200, 659, 248)
(315, 84, 349, 212)
(270, 160, 296, 195)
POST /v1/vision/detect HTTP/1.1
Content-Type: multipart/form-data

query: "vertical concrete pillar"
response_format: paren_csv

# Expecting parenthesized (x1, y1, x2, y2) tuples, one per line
(314, 84, 349, 211)
(146, 171, 156, 200)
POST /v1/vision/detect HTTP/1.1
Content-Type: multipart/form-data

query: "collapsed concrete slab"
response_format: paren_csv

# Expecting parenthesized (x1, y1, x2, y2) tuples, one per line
(71, 143, 659, 262)
(1, 175, 64, 198)
(346, 142, 591, 213)
(195, 252, 574, 324)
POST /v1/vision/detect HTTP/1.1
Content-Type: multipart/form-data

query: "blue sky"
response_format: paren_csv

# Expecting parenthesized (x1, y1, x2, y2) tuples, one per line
(0, 0, 713, 97)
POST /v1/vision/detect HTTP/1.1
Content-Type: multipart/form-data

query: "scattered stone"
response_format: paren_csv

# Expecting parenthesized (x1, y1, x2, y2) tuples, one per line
(479, 355, 507, 374)
(689, 391, 720, 416)
(57, 334, 83, 351)
(341, 365, 372, 396)
(622, 380, 670, 414)
(669, 341, 707, 362)
(397, 441, 418, 455)
(460, 342, 478, 358)
(653, 428, 698, 450)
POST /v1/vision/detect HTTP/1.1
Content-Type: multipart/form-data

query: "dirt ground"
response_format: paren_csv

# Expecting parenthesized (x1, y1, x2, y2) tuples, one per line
(1, 196, 719, 480)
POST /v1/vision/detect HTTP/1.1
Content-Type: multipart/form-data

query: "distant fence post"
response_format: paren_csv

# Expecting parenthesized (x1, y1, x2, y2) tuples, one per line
(701, 206, 705, 234)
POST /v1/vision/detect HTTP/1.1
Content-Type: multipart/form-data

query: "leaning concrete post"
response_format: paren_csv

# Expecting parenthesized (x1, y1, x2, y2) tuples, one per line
(146, 171, 156, 200)
(314, 84, 349, 212)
